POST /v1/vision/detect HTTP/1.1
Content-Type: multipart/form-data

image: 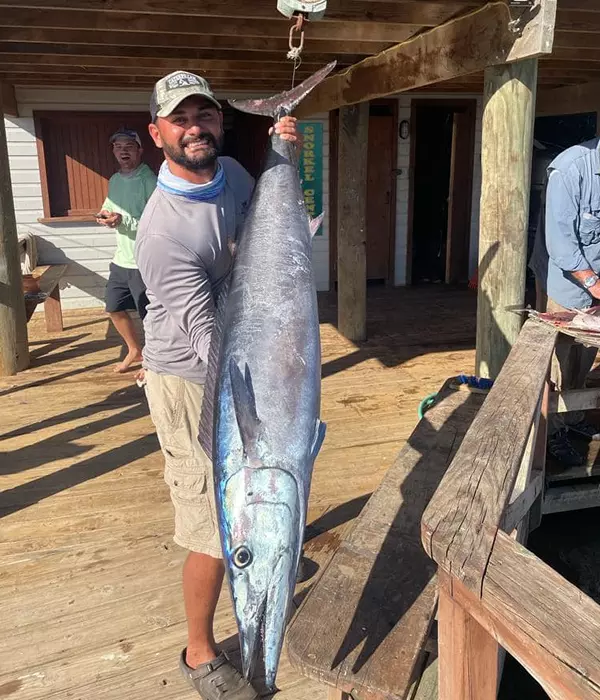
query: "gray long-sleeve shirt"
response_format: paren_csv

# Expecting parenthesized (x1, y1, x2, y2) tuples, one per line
(135, 157, 255, 383)
(530, 137, 600, 309)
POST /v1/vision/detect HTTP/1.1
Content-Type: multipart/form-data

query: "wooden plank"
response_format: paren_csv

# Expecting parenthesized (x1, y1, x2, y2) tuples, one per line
(0, 28, 389, 56)
(0, 54, 328, 72)
(0, 63, 319, 79)
(543, 482, 600, 514)
(549, 387, 600, 414)
(537, 79, 600, 116)
(288, 388, 484, 700)
(475, 58, 538, 380)
(0, 42, 365, 65)
(0, 8, 421, 44)
(295, 0, 557, 117)
(438, 571, 498, 700)
(0, 96, 29, 375)
(421, 320, 557, 595)
(0, 42, 366, 65)
(0, 80, 16, 116)
(44, 283, 63, 333)
(451, 532, 600, 700)
(0, 0, 479, 26)
(337, 103, 368, 343)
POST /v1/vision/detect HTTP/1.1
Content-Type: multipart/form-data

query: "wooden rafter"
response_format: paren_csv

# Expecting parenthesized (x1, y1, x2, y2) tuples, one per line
(536, 79, 600, 116)
(0, 8, 421, 44)
(0, 28, 390, 56)
(0, 0, 481, 26)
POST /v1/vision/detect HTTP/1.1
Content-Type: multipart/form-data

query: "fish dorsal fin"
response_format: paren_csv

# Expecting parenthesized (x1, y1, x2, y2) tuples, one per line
(229, 360, 262, 463)
(310, 420, 327, 462)
(228, 62, 336, 120)
(309, 213, 325, 238)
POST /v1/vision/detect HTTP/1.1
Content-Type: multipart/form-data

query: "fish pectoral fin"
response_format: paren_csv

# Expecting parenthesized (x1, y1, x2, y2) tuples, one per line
(309, 213, 325, 238)
(310, 420, 327, 461)
(229, 359, 262, 461)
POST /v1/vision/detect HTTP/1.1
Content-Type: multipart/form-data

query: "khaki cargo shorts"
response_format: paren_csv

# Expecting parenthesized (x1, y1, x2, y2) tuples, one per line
(143, 369, 222, 558)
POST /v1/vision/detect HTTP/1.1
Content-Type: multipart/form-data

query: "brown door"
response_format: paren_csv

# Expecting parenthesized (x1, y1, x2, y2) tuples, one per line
(366, 102, 397, 281)
(330, 100, 397, 285)
(445, 104, 476, 284)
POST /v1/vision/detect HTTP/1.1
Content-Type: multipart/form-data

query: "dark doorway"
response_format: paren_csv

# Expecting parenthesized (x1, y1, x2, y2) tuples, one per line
(222, 105, 270, 179)
(329, 100, 398, 287)
(408, 100, 476, 286)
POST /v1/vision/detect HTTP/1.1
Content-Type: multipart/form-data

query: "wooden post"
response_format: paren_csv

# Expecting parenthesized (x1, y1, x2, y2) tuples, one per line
(438, 572, 499, 700)
(0, 95, 29, 375)
(476, 59, 538, 380)
(337, 102, 368, 342)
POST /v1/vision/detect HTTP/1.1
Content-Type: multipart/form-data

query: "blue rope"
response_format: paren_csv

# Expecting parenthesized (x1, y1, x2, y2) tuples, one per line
(418, 375, 494, 419)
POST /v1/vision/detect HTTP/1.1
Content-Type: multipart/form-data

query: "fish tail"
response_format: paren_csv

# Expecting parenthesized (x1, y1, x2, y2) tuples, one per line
(228, 62, 336, 120)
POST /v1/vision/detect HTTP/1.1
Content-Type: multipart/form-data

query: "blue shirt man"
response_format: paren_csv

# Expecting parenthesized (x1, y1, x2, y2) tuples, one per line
(531, 137, 600, 466)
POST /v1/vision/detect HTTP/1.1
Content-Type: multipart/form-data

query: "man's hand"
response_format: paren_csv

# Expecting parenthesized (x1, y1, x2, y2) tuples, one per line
(96, 210, 122, 229)
(270, 116, 303, 150)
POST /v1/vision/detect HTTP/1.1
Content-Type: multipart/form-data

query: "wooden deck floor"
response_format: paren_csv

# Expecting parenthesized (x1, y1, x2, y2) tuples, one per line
(0, 286, 476, 700)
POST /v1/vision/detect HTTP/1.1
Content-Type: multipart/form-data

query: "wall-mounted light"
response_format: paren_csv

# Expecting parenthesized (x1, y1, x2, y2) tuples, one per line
(399, 119, 410, 140)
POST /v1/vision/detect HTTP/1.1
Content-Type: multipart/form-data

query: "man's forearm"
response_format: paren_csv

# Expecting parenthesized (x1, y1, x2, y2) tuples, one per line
(569, 269, 600, 300)
(571, 269, 596, 285)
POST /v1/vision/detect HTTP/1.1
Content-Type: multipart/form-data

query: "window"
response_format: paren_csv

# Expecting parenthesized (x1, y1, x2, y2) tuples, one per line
(34, 111, 163, 222)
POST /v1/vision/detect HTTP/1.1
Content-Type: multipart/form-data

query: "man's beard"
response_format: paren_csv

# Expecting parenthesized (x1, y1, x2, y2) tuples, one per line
(164, 132, 223, 172)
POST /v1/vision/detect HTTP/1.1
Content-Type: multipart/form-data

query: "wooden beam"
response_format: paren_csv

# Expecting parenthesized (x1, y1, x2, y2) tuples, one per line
(438, 571, 499, 700)
(0, 43, 365, 66)
(549, 387, 600, 414)
(0, 8, 420, 44)
(554, 30, 600, 50)
(296, 0, 557, 117)
(536, 79, 600, 116)
(0, 81, 17, 117)
(0, 53, 341, 71)
(2, 76, 292, 92)
(475, 59, 538, 380)
(449, 533, 600, 699)
(337, 103, 368, 343)
(0, 0, 478, 26)
(556, 8, 600, 33)
(0, 96, 29, 375)
(0, 64, 316, 81)
(0, 28, 389, 56)
(422, 319, 557, 594)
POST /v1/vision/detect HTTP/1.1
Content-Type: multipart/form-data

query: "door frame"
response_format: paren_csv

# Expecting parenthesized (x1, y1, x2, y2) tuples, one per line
(405, 98, 477, 286)
(329, 99, 399, 287)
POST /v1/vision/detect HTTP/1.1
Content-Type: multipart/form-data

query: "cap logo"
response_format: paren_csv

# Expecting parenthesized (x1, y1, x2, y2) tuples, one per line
(166, 72, 202, 90)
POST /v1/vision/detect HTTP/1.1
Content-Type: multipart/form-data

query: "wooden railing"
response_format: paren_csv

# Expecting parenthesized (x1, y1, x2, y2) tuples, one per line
(421, 319, 600, 699)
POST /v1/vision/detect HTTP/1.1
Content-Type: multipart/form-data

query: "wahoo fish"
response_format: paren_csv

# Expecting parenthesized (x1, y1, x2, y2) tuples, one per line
(198, 62, 335, 689)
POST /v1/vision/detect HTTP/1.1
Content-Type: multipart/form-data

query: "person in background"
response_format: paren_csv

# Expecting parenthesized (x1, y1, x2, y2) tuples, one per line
(530, 136, 600, 467)
(96, 128, 157, 373)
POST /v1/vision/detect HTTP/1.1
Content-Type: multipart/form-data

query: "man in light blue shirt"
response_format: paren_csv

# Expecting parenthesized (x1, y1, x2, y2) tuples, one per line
(530, 137, 600, 466)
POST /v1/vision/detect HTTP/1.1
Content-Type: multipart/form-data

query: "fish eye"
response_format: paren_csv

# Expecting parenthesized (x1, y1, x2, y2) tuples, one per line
(233, 546, 252, 569)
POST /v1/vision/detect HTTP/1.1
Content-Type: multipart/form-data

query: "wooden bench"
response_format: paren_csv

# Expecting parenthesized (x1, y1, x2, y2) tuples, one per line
(23, 264, 68, 332)
(287, 382, 486, 700)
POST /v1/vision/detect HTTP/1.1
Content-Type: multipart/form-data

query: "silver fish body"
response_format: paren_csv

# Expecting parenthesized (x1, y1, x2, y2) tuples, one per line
(200, 64, 335, 690)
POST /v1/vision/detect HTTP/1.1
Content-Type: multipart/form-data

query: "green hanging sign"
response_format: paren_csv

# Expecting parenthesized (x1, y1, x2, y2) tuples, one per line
(298, 121, 324, 235)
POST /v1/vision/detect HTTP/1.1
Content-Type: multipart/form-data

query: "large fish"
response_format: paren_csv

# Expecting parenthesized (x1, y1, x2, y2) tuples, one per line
(198, 62, 335, 689)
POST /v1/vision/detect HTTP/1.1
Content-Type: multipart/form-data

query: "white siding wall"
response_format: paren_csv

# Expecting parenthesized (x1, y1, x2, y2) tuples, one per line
(392, 93, 484, 286)
(6, 87, 331, 310)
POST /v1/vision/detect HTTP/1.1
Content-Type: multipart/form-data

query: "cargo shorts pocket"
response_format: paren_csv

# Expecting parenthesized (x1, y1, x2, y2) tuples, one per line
(164, 457, 217, 550)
